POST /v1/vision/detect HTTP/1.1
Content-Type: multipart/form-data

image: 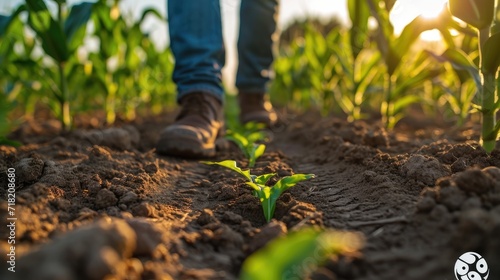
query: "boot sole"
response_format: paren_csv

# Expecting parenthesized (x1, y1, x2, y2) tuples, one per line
(157, 136, 216, 158)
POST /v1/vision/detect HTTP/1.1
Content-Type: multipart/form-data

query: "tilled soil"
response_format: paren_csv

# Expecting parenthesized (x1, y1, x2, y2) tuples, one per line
(1, 111, 499, 280)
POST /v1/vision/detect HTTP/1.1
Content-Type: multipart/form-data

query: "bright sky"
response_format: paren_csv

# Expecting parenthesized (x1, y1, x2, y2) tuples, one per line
(2, 0, 449, 89)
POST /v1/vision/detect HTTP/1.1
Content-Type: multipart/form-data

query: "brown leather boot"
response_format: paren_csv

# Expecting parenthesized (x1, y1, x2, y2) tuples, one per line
(238, 93, 277, 127)
(156, 92, 223, 158)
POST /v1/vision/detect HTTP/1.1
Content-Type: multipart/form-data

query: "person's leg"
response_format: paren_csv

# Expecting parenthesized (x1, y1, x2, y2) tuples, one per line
(156, 0, 225, 158)
(236, 0, 279, 126)
(168, 0, 225, 101)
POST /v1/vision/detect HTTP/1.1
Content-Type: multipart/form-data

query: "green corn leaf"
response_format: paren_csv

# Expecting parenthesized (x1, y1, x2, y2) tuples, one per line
(201, 160, 252, 182)
(348, 0, 370, 60)
(244, 121, 267, 131)
(437, 24, 457, 49)
(481, 32, 500, 73)
(393, 67, 443, 99)
(64, 2, 94, 53)
(471, 103, 483, 111)
(240, 228, 364, 280)
(26, 0, 69, 62)
(0, 5, 26, 38)
(0, 137, 22, 147)
(261, 187, 273, 221)
(245, 182, 262, 192)
(392, 95, 420, 115)
(248, 144, 266, 167)
(485, 121, 500, 141)
(449, 0, 495, 29)
(339, 94, 355, 112)
(246, 130, 267, 143)
(274, 174, 315, 194)
(357, 52, 381, 83)
(427, 48, 481, 89)
(254, 173, 276, 186)
(139, 7, 164, 24)
(389, 16, 436, 75)
(226, 133, 249, 157)
(264, 174, 315, 220)
(93, 1, 114, 32)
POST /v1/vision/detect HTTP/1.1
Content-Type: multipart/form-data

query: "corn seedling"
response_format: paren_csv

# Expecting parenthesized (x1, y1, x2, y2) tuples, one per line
(25, 0, 94, 131)
(240, 228, 364, 280)
(445, 0, 500, 152)
(202, 160, 315, 222)
(226, 122, 268, 167)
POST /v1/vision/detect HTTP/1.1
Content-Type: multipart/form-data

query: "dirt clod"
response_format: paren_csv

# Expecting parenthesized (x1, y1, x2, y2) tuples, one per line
(15, 157, 44, 185)
(13, 219, 136, 280)
(126, 219, 165, 257)
(247, 220, 287, 253)
(400, 154, 450, 186)
(95, 189, 118, 209)
(454, 168, 495, 194)
(120, 191, 138, 205)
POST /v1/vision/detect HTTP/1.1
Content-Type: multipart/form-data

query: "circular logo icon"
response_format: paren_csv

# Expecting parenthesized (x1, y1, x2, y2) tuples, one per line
(454, 252, 489, 280)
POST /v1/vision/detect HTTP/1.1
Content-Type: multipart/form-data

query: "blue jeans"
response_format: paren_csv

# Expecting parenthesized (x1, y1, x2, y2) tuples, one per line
(167, 0, 279, 102)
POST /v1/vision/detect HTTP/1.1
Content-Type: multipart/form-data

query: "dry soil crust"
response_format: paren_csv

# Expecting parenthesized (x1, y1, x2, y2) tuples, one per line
(1, 112, 500, 280)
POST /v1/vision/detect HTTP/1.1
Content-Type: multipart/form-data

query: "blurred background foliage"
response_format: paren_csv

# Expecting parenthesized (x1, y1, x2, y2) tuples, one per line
(0, 0, 176, 139)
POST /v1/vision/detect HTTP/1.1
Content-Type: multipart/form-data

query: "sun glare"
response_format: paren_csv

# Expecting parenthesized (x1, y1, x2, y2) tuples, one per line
(419, 1, 447, 19)
(390, 0, 448, 41)
(420, 30, 442, 42)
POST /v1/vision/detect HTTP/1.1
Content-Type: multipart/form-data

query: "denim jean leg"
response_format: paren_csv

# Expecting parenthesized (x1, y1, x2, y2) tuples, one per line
(236, 0, 280, 94)
(167, 0, 225, 102)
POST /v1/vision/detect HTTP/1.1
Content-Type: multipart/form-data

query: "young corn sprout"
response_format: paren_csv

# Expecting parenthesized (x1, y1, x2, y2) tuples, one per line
(240, 228, 364, 280)
(226, 122, 268, 167)
(202, 160, 315, 222)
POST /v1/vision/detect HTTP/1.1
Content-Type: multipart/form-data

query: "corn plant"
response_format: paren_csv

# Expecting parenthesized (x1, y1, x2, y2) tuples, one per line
(428, 48, 480, 126)
(330, 29, 381, 120)
(24, 0, 94, 131)
(226, 122, 268, 167)
(89, 0, 166, 124)
(270, 23, 342, 113)
(202, 160, 315, 222)
(0, 5, 26, 144)
(366, 0, 447, 129)
(137, 38, 176, 115)
(331, 0, 382, 121)
(445, 0, 500, 152)
(240, 228, 364, 280)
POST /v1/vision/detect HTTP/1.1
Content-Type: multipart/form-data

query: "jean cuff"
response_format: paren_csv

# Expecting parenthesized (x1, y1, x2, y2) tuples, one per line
(177, 87, 224, 104)
(236, 86, 268, 94)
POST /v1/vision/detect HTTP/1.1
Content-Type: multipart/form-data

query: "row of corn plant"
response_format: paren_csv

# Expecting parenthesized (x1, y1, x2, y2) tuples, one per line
(0, 0, 176, 136)
(270, 0, 500, 151)
(24, 0, 95, 131)
(89, 0, 168, 124)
